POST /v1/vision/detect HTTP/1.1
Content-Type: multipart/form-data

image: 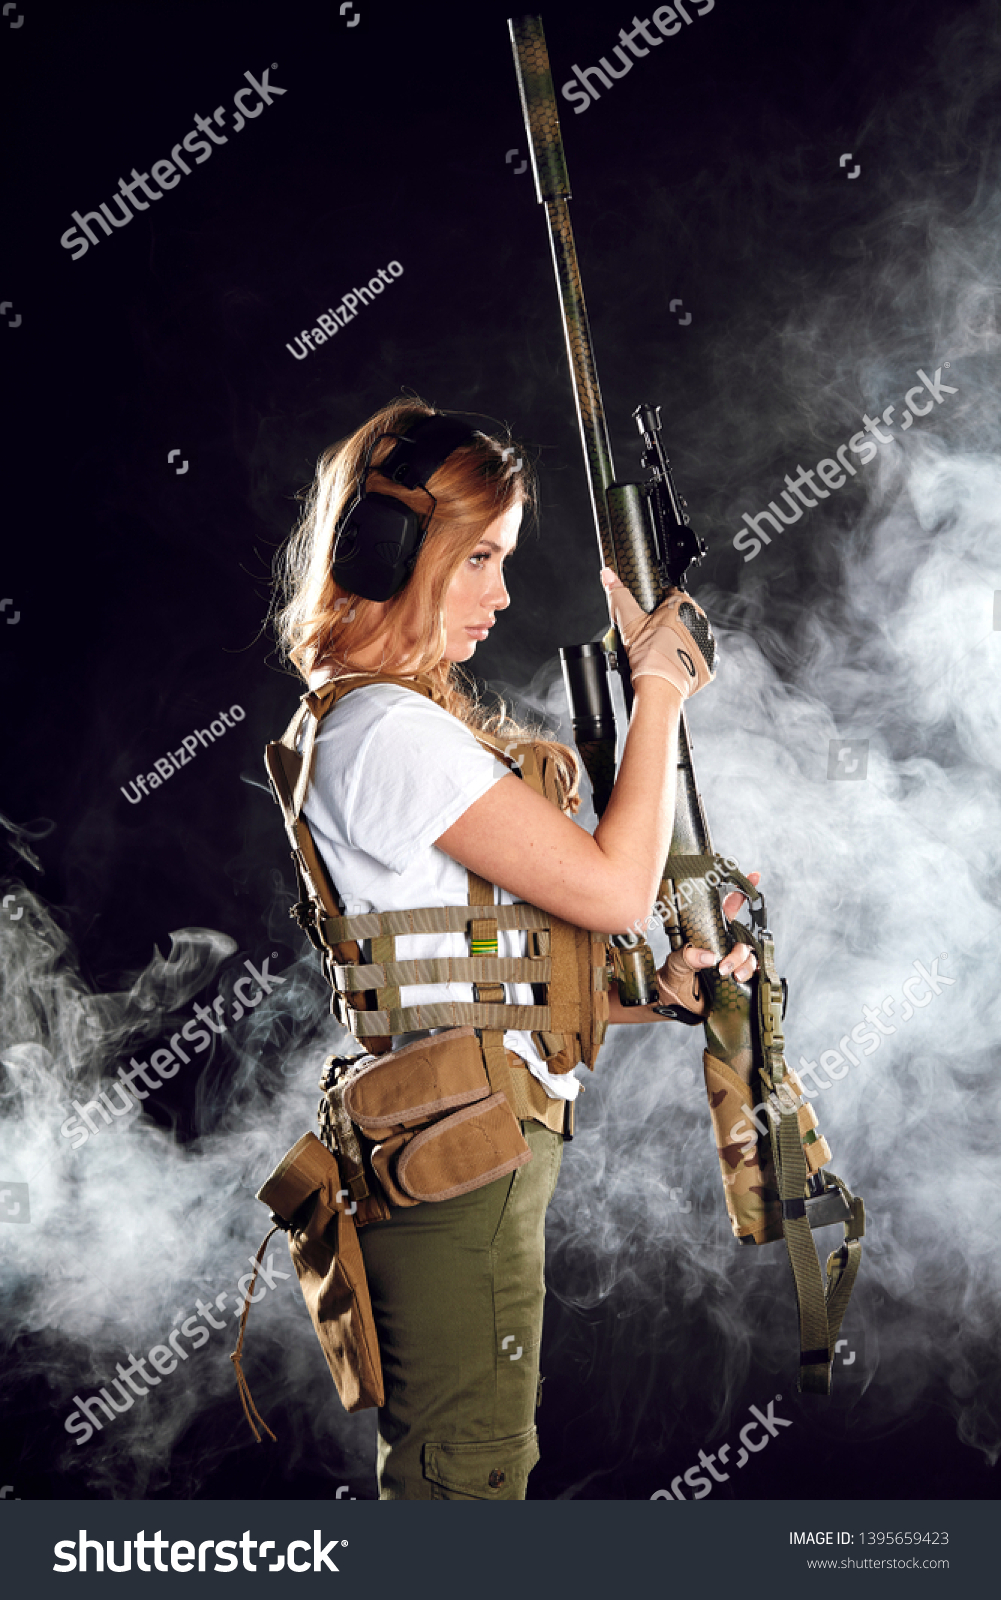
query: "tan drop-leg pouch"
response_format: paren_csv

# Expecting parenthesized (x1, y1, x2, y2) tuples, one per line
(257, 1132, 384, 1412)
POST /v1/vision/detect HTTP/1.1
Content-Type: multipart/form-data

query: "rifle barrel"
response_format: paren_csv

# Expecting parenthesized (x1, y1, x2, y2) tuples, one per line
(509, 15, 616, 568)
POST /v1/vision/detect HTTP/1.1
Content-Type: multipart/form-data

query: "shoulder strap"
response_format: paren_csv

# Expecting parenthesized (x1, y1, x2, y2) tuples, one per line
(266, 671, 438, 842)
(472, 726, 565, 808)
(263, 673, 432, 934)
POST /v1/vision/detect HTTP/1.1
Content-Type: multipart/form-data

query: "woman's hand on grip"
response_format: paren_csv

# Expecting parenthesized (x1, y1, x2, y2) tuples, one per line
(601, 568, 718, 699)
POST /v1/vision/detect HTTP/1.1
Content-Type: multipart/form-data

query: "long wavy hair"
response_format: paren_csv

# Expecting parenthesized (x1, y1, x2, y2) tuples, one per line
(273, 397, 580, 811)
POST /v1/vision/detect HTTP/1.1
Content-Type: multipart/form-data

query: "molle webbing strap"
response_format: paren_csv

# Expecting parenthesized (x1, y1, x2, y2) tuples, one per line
(267, 673, 438, 1052)
(469, 922, 500, 958)
(266, 671, 607, 1072)
(773, 1106, 832, 1393)
(370, 932, 399, 1027)
(466, 870, 498, 953)
(300, 670, 437, 730)
(340, 999, 554, 1037)
(265, 718, 344, 923)
(469, 743, 599, 1067)
(825, 1226, 864, 1350)
(757, 923, 831, 1387)
(481, 1031, 521, 1118)
(546, 914, 587, 1037)
(319, 903, 550, 946)
(330, 956, 551, 990)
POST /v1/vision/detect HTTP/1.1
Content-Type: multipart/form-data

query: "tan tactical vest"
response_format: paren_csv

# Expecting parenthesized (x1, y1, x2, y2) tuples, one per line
(265, 672, 610, 1078)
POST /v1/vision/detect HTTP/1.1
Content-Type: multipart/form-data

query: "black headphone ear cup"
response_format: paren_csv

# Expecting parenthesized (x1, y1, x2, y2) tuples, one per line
(330, 414, 478, 601)
(332, 493, 425, 602)
(333, 495, 363, 562)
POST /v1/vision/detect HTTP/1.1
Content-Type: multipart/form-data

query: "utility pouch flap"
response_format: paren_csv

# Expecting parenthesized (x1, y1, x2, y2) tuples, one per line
(342, 1026, 489, 1137)
(256, 1132, 341, 1233)
(395, 1093, 531, 1203)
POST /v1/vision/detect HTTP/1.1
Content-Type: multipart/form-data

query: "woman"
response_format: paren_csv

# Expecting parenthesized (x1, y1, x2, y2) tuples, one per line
(272, 397, 757, 1500)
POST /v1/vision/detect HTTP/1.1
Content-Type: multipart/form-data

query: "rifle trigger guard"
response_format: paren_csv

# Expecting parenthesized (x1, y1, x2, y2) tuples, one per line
(651, 1002, 704, 1028)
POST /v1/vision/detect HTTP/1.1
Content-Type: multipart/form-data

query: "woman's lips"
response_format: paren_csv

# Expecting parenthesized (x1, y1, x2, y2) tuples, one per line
(465, 625, 492, 641)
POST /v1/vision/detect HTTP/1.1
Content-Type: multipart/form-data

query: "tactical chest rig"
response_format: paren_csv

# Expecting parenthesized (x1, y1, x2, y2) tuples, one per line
(265, 671, 610, 1088)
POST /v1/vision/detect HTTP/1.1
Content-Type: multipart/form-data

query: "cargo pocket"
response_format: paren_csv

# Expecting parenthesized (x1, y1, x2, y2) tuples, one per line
(422, 1425, 540, 1501)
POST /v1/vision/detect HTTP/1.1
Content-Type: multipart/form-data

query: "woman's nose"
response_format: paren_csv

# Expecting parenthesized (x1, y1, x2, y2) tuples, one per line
(489, 566, 511, 608)
(486, 570, 510, 610)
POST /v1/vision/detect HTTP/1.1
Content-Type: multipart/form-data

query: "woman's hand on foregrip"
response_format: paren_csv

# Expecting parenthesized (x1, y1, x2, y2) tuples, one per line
(655, 871, 762, 1016)
(600, 568, 718, 699)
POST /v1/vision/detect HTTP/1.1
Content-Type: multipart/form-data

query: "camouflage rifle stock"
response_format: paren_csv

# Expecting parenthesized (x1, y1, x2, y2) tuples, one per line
(508, 14, 864, 1395)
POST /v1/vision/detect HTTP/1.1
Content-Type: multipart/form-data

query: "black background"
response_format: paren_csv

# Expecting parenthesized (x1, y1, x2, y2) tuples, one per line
(1, 0, 998, 1504)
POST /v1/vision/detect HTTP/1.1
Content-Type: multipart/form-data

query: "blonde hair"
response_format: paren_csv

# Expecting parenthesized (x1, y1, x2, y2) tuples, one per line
(273, 397, 580, 810)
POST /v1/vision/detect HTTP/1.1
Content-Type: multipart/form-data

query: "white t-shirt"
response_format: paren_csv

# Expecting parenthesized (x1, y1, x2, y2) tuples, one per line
(302, 681, 580, 1101)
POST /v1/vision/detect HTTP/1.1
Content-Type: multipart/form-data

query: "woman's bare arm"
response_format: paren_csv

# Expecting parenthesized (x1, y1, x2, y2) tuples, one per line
(436, 675, 683, 935)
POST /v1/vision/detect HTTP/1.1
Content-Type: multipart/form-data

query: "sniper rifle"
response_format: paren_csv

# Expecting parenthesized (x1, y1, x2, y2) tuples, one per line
(508, 13, 865, 1395)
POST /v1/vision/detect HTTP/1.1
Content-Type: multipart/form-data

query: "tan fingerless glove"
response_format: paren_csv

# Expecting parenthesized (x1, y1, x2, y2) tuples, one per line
(603, 572, 718, 698)
(653, 945, 708, 1020)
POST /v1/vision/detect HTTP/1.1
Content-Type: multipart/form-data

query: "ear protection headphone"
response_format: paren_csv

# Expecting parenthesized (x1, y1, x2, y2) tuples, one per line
(331, 412, 480, 602)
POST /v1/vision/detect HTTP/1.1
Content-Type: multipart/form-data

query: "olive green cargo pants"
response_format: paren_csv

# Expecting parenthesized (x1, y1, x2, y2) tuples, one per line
(359, 1121, 563, 1499)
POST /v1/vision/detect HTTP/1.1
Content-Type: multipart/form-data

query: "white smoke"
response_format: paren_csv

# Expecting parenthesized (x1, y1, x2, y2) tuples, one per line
(0, 899, 375, 1496)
